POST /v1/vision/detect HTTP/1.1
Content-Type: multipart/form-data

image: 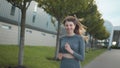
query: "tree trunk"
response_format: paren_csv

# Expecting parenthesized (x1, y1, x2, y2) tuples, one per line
(54, 19, 61, 60)
(18, 8, 26, 66)
(89, 34, 92, 48)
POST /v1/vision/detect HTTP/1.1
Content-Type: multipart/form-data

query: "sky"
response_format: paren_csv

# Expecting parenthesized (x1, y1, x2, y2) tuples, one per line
(95, 0, 120, 26)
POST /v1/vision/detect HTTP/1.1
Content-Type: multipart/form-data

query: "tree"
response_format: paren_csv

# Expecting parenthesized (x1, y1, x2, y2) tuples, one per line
(37, 0, 83, 59)
(6, 0, 32, 67)
(70, 0, 95, 18)
(94, 26, 110, 40)
(71, 0, 110, 48)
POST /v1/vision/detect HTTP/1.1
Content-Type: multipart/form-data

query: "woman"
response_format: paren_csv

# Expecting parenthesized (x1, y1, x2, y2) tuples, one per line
(58, 16, 85, 68)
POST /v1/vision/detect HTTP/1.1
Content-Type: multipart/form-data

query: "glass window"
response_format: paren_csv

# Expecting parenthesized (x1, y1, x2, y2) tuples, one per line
(26, 30, 32, 34)
(46, 21, 49, 28)
(41, 32, 46, 36)
(1, 25, 11, 30)
(32, 14, 36, 23)
(10, 6, 16, 16)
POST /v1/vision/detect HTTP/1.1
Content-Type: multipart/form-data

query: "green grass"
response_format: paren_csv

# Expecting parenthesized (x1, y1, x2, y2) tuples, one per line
(0, 45, 106, 68)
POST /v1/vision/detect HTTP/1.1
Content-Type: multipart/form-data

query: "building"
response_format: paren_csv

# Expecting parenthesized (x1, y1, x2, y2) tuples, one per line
(104, 20, 120, 47)
(0, 0, 57, 46)
(112, 26, 120, 47)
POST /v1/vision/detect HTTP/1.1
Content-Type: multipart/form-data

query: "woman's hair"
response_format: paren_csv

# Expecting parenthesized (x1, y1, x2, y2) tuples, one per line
(63, 16, 81, 35)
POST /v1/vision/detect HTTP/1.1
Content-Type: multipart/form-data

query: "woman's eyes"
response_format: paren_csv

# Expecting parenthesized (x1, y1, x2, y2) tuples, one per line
(65, 24, 73, 27)
(70, 24, 73, 26)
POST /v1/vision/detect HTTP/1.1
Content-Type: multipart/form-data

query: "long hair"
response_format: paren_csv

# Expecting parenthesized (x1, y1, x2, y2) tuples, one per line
(63, 16, 81, 35)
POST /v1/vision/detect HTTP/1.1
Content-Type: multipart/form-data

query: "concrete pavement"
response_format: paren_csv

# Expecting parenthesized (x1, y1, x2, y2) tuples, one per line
(84, 49, 120, 68)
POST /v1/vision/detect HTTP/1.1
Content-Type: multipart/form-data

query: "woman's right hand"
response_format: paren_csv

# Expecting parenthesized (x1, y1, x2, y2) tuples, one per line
(58, 53, 63, 60)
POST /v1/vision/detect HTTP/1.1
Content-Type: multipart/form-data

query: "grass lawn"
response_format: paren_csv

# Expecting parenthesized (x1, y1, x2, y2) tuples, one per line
(0, 45, 106, 68)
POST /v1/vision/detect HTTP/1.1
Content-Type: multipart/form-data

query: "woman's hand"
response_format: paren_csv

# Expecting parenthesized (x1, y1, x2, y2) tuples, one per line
(65, 43, 74, 54)
(58, 53, 63, 60)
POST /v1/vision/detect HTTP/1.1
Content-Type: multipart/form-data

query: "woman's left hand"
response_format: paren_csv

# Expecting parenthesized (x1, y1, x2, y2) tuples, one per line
(58, 53, 63, 60)
(65, 42, 74, 54)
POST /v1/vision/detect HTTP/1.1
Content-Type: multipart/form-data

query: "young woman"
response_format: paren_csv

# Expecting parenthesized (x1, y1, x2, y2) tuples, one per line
(58, 16, 85, 68)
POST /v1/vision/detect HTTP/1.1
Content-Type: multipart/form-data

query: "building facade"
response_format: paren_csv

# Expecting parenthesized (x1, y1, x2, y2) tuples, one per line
(112, 26, 120, 47)
(104, 20, 120, 47)
(0, 0, 57, 46)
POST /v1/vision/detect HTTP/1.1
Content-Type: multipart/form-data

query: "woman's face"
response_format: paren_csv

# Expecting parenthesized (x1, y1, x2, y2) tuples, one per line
(64, 21, 76, 34)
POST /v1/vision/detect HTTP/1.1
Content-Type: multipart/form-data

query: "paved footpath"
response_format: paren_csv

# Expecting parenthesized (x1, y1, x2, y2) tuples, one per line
(84, 49, 120, 68)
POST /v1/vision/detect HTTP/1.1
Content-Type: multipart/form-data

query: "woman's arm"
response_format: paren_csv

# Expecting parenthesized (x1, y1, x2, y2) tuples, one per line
(58, 53, 63, 60)
(65, 37, 85, 61)
(58, 38, 63, 60)
(72, 37, 85, 61)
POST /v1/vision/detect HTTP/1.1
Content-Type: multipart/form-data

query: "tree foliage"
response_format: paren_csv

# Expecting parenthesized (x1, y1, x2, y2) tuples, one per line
(71, 0, 110, 40)
(7, 0, 31, 9)
(37, 0, 83, 21)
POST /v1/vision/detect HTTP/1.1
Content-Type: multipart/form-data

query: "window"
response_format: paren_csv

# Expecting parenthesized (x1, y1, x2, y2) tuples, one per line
(26, 30, 32, 33)
(46, 21, 49, 28)
(32, 14, 36, 23)
(1, 25, 11, 30)
(32, 2, 38, 23)
(41, 32, 46, 36)
(10, 6, 16, 16)
(51, 16, 57, 29)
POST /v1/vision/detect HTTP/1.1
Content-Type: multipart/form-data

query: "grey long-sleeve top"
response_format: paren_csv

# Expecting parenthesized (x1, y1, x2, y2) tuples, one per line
(59, 34, 85, 61)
